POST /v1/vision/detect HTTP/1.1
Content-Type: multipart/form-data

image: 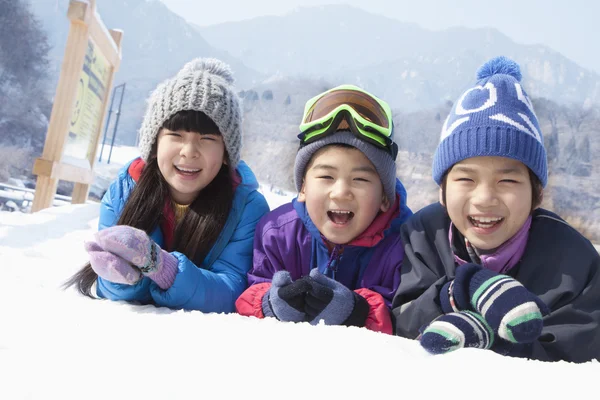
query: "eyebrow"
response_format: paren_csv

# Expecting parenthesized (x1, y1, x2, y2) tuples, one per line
(311, 164, 377, 174)
(498, 168, 525, 175)
(160, 129, 220, 136)
(452, 166, 525, 175)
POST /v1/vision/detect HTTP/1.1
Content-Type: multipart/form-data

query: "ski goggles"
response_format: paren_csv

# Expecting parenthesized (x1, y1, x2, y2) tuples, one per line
(298, 84, 397, 159)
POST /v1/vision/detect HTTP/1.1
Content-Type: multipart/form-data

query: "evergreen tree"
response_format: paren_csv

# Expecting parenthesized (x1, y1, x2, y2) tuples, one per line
(0, 0, 51, 151)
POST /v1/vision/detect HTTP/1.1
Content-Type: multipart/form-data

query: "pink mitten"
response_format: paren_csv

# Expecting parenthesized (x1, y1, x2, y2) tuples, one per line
(85, 240, 142, 285)
(94, 225, 178, 290)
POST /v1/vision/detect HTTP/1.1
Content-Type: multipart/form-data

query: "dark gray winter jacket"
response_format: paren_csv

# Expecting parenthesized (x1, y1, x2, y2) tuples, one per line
(392, 203, 600, 363)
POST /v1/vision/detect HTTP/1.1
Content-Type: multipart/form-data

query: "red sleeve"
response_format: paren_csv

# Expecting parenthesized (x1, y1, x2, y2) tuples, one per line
(355, 288, 393, 335)
(235, 282, 271, 318)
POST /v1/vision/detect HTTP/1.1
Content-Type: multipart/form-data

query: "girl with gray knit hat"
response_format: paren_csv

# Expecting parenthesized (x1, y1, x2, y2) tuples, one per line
(236, 84, 413, 334)
(65, 58, 269, 313)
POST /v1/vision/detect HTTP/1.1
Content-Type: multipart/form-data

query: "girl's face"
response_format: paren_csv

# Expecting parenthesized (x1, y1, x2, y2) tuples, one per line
(442, 156, 532, 251)
(156, 128, 226, 205)
(298, 146, 389, 245)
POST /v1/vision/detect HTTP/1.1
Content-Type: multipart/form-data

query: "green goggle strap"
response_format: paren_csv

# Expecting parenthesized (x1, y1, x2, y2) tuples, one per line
(298, 109, 398, 160)
(300, 104, 391, 146)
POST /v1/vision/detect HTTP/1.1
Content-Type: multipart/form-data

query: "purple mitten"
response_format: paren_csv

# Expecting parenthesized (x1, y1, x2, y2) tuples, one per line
(85, 240, 142, 285)
(94, 225, 178, 290)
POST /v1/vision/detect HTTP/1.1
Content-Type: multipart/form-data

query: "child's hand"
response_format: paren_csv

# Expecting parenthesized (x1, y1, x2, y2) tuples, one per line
(95, 226, 155, 269)
(84, 240, 142, 285)
(441, 263, 550, 344)
(94, 225, 178, 290)
(263, 271, 312, 322)
(305, 269, 369, 327)
(420, 311, 494, 355)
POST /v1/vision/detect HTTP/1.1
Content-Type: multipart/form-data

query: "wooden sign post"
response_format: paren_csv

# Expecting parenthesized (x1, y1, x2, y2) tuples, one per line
(31, 0, 123, 212)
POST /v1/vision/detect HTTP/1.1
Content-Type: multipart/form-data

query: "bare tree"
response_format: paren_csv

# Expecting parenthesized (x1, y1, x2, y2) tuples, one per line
(578, 135, 591, 163)
(563, 103, 594, 135)
(533, 97, 561, 162)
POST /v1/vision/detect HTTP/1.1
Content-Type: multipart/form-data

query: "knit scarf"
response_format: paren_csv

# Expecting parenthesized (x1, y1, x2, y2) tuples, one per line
(450, 216, 532, 274)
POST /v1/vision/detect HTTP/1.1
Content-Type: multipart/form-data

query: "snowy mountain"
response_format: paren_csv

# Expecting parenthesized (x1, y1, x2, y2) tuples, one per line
(32, 0, 262, 143)
(198, 4, 600, 111)
(31, 2, 600, 146)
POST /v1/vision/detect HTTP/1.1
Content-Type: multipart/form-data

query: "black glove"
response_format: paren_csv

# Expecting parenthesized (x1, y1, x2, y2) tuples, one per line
(304, 269, 369, 327)
(262, 271, 312, 322)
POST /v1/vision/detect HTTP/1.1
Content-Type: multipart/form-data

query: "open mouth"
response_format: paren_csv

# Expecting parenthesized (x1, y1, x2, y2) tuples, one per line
(468, 216, 504, 229)
(327, 210, 354, 225)
(175, 165, 201, 176)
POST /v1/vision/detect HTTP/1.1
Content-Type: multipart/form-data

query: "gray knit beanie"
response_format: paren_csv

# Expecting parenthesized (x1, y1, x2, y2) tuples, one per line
(294, 131, 398, 203)
(138, 58, 243, 167)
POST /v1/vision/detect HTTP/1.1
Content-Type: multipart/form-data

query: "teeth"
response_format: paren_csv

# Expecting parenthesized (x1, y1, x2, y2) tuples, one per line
(469, 216, 503, 228)
(328, 210, 354, 225)
(176, 166, 200, 173)
(470, 216, 502, 223)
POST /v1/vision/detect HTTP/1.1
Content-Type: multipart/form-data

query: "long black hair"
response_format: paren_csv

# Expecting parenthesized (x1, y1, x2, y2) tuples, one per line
(64, 110, 235, 297)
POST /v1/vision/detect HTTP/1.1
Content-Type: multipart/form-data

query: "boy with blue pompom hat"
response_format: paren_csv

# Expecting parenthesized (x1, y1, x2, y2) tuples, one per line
(391, 56, 600, 362)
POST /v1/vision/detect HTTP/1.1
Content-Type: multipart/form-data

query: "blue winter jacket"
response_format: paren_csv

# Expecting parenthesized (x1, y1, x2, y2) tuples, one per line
(96, 158, 270, 313)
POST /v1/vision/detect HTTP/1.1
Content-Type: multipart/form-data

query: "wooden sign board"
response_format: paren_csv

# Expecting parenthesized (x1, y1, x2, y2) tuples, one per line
(32, 0, 122, 212)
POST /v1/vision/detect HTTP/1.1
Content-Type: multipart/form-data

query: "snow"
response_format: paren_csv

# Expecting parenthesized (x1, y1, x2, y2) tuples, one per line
(94, 143, 141, 178)
(0, 146, 598, 399)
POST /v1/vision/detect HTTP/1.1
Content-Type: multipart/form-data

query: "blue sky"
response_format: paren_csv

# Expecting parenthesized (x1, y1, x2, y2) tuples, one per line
(160, 0, 600, 74)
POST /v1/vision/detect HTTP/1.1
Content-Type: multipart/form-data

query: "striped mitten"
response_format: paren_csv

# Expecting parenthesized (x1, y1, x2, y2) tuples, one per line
(440, 264, 549, 344)
(420, 311, 494, 354)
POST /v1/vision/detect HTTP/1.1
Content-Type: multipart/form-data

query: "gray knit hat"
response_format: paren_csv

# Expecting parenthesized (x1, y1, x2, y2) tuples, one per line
(294, 131, 398, 203)
(138, 58, 243, 167)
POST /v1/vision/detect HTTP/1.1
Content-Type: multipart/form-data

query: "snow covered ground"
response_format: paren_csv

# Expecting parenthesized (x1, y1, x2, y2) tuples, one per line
(1, 202, 599, 400)
(0, 146, 598, 399)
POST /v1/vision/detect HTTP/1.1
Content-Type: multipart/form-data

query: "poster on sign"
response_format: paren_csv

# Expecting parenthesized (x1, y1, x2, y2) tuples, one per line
(63, 39, 110, 164)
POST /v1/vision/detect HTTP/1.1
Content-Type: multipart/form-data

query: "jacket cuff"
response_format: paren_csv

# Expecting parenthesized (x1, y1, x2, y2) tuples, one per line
(146, 250, 178, 290)
(354, 288, 393, 334)
(439, 280, 454, 314)
(235, 283, 271, 318)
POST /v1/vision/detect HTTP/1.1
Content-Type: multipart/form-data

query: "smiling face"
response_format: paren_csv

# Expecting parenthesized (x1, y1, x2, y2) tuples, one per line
(442, 156, 533, 251)
(156, 128, 226, 204)
(297, 145, 389, 245)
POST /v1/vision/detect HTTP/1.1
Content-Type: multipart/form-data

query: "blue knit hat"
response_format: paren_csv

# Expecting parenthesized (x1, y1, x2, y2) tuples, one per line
(432, 56, 548, 187)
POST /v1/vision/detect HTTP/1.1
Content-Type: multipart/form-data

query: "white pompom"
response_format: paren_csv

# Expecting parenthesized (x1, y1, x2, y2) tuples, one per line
(177, 58, 235, 84)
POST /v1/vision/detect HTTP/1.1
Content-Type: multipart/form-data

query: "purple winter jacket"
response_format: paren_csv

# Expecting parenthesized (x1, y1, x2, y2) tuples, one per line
(242, 179, 412, 309)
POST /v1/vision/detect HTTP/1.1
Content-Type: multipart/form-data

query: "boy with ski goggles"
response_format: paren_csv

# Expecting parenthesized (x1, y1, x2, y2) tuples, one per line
(299, 84, 399, 160)
(236, 85, 411, 333)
